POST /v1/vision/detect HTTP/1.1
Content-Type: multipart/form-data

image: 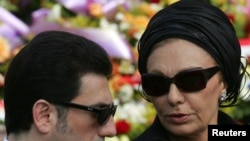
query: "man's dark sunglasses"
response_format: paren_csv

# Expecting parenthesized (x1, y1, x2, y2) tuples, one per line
(141, 66, 220, 96)
(55, 102, 117, 125)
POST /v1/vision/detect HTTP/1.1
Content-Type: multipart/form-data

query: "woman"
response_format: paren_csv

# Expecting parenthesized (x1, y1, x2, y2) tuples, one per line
(135, 0, 249, 141)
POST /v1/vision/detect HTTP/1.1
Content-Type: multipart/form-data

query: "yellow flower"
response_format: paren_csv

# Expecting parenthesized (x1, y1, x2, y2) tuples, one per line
(165, 0, 180, 5)
(88, 3, 104, 18)
(138, 3, 157, 18)
(0, 36, 11, 63)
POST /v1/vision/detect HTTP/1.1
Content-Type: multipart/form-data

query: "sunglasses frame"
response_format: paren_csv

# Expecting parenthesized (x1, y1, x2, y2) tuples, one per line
(53, 101, 117, 125)
(141, 66, 220, 100)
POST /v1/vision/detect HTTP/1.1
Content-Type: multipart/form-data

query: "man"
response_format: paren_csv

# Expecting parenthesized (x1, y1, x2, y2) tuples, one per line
(3, 30, 117, 141)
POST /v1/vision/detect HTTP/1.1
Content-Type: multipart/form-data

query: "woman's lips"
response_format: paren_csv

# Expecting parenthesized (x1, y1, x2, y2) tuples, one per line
(168, 114, 190, 124)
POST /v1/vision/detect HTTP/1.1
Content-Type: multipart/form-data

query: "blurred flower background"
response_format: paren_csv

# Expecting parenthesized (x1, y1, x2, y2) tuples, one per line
(0, 0, 250, 140)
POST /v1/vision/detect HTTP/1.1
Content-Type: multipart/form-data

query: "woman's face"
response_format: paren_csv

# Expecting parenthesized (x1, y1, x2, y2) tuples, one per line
(146, 38, 226, 137)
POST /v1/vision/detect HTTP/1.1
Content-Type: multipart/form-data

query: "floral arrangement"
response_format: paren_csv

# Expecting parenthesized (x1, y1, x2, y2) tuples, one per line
(0, 0, 250, 140)
(0, 0, 166, 140)
(210, 0, 250, 38)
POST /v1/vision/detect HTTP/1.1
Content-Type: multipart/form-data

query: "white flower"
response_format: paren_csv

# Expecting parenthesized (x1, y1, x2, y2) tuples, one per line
(105, 136, 120, 141)
(115, 101, 147, 124)
(118, 84, 134, 103)
(99, 18, 118, 30)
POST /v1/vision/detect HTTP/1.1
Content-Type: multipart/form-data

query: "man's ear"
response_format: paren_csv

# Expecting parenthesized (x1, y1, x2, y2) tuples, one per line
(32, 99, 56, 134)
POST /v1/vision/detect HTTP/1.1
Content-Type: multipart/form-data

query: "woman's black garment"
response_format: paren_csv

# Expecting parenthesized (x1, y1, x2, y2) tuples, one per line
(133, 110, 238, 141)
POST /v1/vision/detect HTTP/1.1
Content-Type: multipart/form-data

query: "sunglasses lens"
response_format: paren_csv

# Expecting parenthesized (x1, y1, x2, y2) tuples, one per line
(176, 70, 206, 92)
(98, 109, 109, 125)
(142, 74, 170, 96)
(98, 105, 117, 125)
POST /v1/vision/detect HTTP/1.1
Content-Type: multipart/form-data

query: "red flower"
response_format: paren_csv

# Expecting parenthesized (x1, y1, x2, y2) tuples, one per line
(116, 120, 131, 134)
(149, 0, 160, 3)
(227, 13, 235, 23)
(245, 20, 250, 37)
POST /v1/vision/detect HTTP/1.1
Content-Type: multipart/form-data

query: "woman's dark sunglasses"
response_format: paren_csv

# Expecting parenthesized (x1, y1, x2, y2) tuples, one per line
(141, 66, 220, 96)
(55, 102, 117, 125)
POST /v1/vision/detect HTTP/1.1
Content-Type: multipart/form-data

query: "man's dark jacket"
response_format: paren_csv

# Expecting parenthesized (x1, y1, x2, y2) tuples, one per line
(133, 111, 238, 141)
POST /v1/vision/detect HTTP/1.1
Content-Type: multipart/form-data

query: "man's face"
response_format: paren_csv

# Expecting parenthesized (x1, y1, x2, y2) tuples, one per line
(53, 73, 117, 141)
